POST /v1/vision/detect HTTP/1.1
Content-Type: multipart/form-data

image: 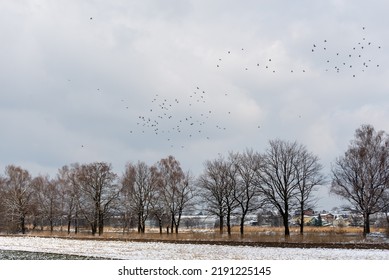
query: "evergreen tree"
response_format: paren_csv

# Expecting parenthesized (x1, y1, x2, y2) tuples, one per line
(316, 214, 323, 227)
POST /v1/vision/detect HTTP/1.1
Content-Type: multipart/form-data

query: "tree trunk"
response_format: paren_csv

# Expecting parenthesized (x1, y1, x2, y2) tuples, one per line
(299, 210, 304, 235)
(219, 215, 224, 234)
(74, 211, 79, 234)
(175, 224, 179, 234)
(98, 214, 104, 236)
(91, 224, 96, 235)
(175, 211, 182, 234)
(363, 213, 370, 236)
(240, 216, 245, 235)
(158, 218, 163, 234)
(32, 218, 37, 230)
(20, 215, 26, 234)
(137, 214, 142, 233)
(67, 218, 71, 234)
(283, 214, 290, 236)
(226, 213, 231, 236)
(170, 213, 174, 234)
(50, 219, 54, 233)
(283, 202, 290, 236)
(141, 222, 145, 233)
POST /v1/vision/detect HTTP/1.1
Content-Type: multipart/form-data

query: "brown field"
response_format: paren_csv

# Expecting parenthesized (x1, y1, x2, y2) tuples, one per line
(13, 225, 389, 250)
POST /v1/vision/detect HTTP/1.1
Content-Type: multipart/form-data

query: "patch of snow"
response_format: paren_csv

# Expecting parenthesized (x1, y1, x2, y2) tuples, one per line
(0, 236, 388, 260)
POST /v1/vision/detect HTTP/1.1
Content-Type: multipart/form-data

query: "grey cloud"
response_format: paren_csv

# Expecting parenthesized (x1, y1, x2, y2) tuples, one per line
(1, 1, 389, 210)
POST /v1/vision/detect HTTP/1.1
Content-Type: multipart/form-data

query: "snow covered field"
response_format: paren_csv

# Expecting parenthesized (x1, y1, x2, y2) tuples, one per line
(0, 236, 389, 260)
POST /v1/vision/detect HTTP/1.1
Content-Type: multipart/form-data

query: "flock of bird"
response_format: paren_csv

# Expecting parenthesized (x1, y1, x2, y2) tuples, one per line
(216, 49, 281, 74)
(311, 27, 382, 77)
(131, 86, 234, 149)
(125, 27, 383, 149)
(79, 22, 383, 150)
(214, 27, 382, 78)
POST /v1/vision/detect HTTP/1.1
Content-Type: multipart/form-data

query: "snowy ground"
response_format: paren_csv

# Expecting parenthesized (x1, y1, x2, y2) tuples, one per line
(0, 236, 389, 260)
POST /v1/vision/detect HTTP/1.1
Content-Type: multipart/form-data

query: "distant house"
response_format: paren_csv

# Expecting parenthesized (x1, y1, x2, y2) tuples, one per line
(303, 208, 315, 216)
(304, 216, 317, 226)
(321, 213, 335, 225)
(332, 215, 350, 227)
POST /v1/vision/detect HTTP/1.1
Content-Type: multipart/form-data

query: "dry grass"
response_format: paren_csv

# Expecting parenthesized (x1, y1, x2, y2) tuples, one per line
(21, 225, 388, 245)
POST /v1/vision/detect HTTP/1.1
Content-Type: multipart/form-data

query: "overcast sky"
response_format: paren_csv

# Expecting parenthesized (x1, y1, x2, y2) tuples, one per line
(1, 0, 388, 210)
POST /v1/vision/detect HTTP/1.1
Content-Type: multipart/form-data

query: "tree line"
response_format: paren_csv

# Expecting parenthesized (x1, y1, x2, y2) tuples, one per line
(0, 124, 388, 236)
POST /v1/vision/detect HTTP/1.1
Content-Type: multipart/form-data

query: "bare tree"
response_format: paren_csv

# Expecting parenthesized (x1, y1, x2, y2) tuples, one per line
(31, 175, 60, 232)
(74, 162, 120, 235)
(117, 174, 135, 234)
(121, 161, 158, 233)
(331, 124, 389, 236)
(257, 139, 305, 236)
(156, 156, 194, 234)
(56, 164, 80, 234)
(294, 148, 326, 234)
(380, 192, 389, 229)
(150, 190, 169, 234)
(197, 158, 226, 234)
(231, 150, 264, 235)
(197, 156, 237, 235)
(0, 176, 5, 231)
(224, 159, 238, 235)
(1, 165, 33, 234)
